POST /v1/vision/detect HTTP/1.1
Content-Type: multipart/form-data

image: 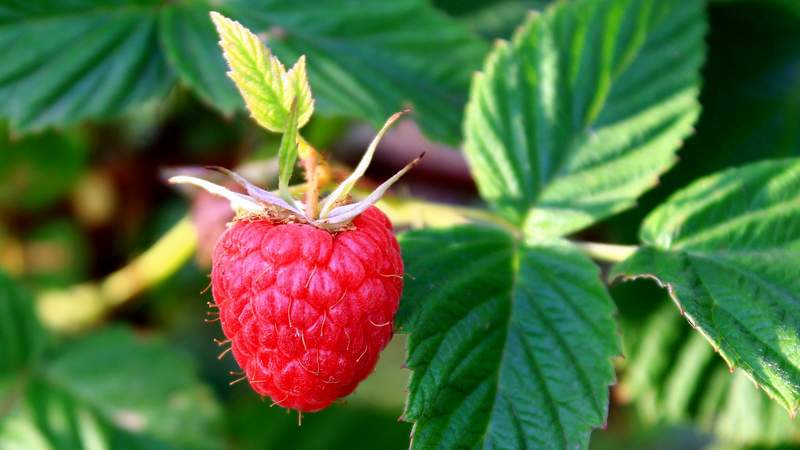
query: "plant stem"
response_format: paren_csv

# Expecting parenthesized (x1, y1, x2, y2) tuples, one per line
(575, 241, 637, 263)
(378, 197, 636, 261)
(34, 194, 636, 334)
(300, 137, 320, 219)
(375, 196, 521, 237)
(36, 216, 197, 333)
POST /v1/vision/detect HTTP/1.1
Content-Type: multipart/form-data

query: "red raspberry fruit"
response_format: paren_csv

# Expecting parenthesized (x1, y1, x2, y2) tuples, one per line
(211, 206, 403, 412)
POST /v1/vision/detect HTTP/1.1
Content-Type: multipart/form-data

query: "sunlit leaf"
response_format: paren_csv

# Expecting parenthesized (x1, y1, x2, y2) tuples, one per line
(621, 296, 800, 446)
(672, 0, 800, 182)
(613, 159, 800, 415)
(464, 0, 705, 238)
(209, 11, 313, 133)
(0, 0, 174, 132)
(398, 226, 619, 449)
(161, 0, 487, 145)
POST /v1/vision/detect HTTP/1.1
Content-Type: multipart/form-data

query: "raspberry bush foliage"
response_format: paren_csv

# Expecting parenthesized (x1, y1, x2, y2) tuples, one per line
(2, 0, 800, 449)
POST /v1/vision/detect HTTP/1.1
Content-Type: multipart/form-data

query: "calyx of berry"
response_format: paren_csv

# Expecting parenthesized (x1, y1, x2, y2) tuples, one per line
(169, 112, 422, 231)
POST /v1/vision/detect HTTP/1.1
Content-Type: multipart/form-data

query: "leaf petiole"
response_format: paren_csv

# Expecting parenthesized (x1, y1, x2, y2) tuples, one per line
(576, 241, 637, 263)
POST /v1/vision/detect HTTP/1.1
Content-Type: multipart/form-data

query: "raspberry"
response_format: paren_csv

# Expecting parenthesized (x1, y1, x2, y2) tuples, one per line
(167, 64, 418, 411)
(211, 206, 403, 412)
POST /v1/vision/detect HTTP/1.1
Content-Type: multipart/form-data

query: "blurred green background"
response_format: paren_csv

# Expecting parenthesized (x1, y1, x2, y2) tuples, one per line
(1, 0, 799, 449)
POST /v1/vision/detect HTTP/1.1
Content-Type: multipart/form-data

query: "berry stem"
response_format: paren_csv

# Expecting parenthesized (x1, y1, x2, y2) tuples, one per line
(35, 194, 639, 335)
(299, 136, 320, 219)
(36, 216, 197, 333)
(575, 241, 637, 263)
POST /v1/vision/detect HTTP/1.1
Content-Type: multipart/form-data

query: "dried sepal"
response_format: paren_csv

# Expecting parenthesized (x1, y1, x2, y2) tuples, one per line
(168, 175, 264, 215)
(205, 167, 303, 215)
(169, 151, 422, 231)
(319, 153, 424, 225)
(318, 110, 407, 219)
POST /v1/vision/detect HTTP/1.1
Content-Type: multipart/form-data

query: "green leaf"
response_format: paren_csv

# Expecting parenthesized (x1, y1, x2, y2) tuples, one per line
(612, 159, 800, 416)
(209, 11, 313, 133)
(463, 0, 705, 238)
(0, 0, 174, 133)
(434, 0, 553, 39)
(590, 0, 800, 247)
(397, 226, 619, 449)
(622, 298, 799, 446)
(160, 3, 242, 114)
(0, 327, 222, 450)
(0, 270, 47, 381)
(161, 0, 488, 145)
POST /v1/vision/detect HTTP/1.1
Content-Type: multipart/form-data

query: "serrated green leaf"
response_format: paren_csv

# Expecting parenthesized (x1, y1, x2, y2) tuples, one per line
(160, 3, 242, 114)
(621, 298, 799, 446)
(0, 327, 222, 450)
(598, 0, 800, 246)
(0, 270, 47, 381)
(612, 159, 800, 416)
(434, 0, 553, 39)
(161, 0, 487, 145)
(464, 0, 705, 238)
(0, 0, 174, 133)
(209, 11, 313, 133)
(397, 226, 619, 449)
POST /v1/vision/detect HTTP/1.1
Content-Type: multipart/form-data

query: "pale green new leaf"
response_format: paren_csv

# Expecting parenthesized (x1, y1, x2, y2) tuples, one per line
(210, 11, 313, 133)
(464, 0, 705, 238)
(0, 0, 174, 133)
(612, 159, 800, 415)
(622, 300, 799, 446)
(398, 226, 619, 449)
(161, 0, 487, 145)
(161, 3, 241, 114)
